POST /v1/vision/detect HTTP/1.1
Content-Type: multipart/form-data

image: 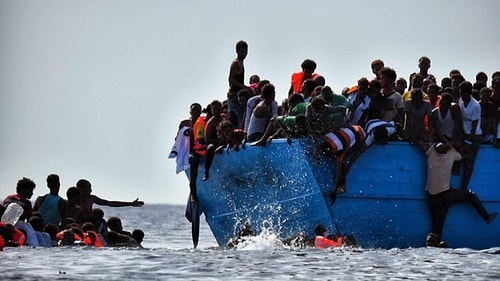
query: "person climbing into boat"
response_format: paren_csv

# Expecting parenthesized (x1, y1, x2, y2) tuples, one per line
(202, 100, 225, 181)
(288, 59, 318, 96)
(33, 174, 68, 230)
(306, 96, 347, 136)
(76, 179, 144, 222)
(424, 142, 497, 245)
(2, 177, 36, 222)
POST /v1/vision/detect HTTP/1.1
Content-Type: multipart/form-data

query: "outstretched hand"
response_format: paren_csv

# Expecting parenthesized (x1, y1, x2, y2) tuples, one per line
(131, 198, 145, 207)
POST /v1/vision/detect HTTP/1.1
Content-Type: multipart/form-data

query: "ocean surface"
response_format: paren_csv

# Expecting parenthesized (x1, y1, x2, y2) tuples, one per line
(1, 204, 499, 280)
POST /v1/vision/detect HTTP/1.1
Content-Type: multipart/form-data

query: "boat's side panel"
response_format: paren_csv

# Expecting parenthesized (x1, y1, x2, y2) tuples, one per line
(325, 143, 500, 249)
(196, 140, 335, 246)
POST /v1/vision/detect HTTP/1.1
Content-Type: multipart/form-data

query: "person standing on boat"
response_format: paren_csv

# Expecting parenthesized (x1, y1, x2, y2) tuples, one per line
(458, 81, 482, 190)
(425, 142, 497, 242)
(408, 56, 436, 91)
(288, 59, 318, 96)
(227, 40, 252, 128)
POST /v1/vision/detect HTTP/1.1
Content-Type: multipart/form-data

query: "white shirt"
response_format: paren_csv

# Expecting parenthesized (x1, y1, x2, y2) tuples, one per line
(459, 97, 482, 135)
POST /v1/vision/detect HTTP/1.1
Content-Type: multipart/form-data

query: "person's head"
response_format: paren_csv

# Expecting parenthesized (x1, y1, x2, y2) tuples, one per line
(379, 67, 397, 88)
(310, 96, 326, 111)
(313, 75, 326, 87)
(249, 74, 260, 85)
(189, 103, 202, 120)
(209, 100, 223, 117)
(449, 69, 461, 78)
(46, 174, 60, 194)
(314, 224, 327, 236)
(0, 223, 16, 241)
(300, 59, 317, 78)
(373, 126, 389, 145)
(418, 56, 431, 73)
(451, 74, 465, 90)
(261, 83, 276, 102)
(493, 75, 500, 91)
(480, 87, 492, 102)
(427, 83, 440, 99)
(293, 114, 308, 136)
(369, 79, 381, 96)
(66, 186, 81, 205)
(76, 179, 92, 195)
(395, 77, 407, 94)
(411, 88, 424, 107)
(82, 222, 96, 232)
(459, 81, 473, 102)
(132, 229, 145, 244)
(358, 77, 370, 94)
(320, 86, 334, 104)
(218, 120, 235, 139)
(107, 216, 123, 232)
(300, 79, 316, 97)
(439, 92, 453, 112)
(237, 88, 251, 106)
(43, 223, 58, 240)
(287, 93, 304, 111)
(16, 177, 36, 199)
(235, 40, 248, 60)
(476, 71, 488, 84)
(371, 59, 384, 79)
(441, 77, 452, 89)
(60, 229, 75, 246)
(434, 142, 450, 154)
(29, 215, 44, 232)
(257, 79, 270, 95)
(425, 233, 441, 247)
(411, 74, 424, 89)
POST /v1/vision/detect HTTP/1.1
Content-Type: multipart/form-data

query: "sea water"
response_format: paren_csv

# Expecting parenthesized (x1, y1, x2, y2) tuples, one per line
(1, 204, 499, 280)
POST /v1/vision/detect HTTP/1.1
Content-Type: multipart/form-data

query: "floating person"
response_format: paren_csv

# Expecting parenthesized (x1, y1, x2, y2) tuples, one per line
(424, 142, 497, 244)
(76, 179, 144, 222)
(313, 224, 343, 248)
(33, 174, 68, 230)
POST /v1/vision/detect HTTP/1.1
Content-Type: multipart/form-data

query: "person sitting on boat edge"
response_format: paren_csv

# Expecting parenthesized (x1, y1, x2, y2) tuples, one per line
(424, 142, 497, 244)
(250, 93, 309, 147)
(202, 100, 226, 181)
(215, 120, 245, 154)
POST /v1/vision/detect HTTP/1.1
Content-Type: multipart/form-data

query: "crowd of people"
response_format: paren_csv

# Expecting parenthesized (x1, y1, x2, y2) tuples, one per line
(169, 40, 499, 248)
(0, 174, 144, 250)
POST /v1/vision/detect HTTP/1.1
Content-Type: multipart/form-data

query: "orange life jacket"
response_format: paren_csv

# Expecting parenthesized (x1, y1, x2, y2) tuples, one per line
(83, 231, 104, 247)
(192, 115, 207, 156)
(56, 230, 83, 241)
(314, 236, 343, 248)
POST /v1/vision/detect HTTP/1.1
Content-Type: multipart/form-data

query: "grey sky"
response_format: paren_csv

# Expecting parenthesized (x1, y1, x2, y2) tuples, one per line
(1, 0, 499, 205)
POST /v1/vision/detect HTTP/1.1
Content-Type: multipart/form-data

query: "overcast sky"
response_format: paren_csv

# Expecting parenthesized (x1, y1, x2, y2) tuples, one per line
(1, 0, 499, 205)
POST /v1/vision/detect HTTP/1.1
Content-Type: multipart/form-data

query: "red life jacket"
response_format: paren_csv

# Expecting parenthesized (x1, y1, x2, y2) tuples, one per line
(291, 72, 318, 94)
(314, 236, 343, 248)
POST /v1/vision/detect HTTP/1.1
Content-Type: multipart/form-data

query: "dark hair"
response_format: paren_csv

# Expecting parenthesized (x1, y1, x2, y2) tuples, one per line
(459, 81, 473, 94)
(314, 224, 327, 236)
(76, 179, 91, 190)
(66, 186, 80, 200)
(261, 83, 275, 100)
(301, 59, 317, 71)
(380, 67, 397, 83)
(235, 40, 247, 51)
(190, 103, 202, 111)
(373, 126, 389, 145)
(476, 71, 487, 82)
(16, 177, 35, 193)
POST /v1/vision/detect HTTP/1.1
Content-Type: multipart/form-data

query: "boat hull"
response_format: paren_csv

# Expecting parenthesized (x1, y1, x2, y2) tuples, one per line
(193, 139, 500, 249)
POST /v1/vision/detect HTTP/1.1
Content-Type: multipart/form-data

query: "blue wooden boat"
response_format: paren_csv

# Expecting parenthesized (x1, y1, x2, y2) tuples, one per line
(191, 139, 500, 249)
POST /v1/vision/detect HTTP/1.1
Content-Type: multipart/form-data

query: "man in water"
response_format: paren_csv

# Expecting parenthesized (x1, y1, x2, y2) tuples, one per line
(424, 142, 497, 245)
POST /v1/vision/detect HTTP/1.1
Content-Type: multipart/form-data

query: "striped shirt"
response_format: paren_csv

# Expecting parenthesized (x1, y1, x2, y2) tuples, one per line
(364, 119, 396, 146)
(323, 125, 366, 156)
